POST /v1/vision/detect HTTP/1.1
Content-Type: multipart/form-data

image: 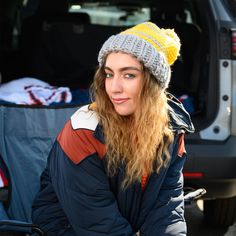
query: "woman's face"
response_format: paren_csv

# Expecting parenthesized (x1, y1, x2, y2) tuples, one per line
(104, 52, 143, 116)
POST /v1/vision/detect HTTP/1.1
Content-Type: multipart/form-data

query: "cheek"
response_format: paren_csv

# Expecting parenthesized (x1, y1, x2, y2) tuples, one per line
(131, 82, 142, 100)
(104, 79, 110, 94)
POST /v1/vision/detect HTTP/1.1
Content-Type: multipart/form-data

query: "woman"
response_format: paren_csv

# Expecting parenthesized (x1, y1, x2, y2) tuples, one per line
(32, 22, 194, 235)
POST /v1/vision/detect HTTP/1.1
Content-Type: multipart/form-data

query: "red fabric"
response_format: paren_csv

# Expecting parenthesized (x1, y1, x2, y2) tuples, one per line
(0, 168, 8, 187)
(178, 134, 186, 157)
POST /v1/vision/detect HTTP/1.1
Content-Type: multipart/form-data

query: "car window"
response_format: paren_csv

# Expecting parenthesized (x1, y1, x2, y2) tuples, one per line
(69, 2, 150, 26)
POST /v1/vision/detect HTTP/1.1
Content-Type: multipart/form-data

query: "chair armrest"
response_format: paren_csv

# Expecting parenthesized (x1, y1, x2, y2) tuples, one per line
(184, 188, 207, 205)
(0, 220, 45, 235)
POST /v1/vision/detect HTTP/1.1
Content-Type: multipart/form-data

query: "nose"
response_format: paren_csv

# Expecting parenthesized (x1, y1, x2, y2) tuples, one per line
(110, 75, 123, 93)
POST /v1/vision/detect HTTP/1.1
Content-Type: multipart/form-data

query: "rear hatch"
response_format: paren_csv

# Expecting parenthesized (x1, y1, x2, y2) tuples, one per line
(0, 0, 231, 138)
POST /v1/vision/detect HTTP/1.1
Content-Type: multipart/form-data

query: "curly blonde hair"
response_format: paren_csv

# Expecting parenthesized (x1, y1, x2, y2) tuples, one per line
(90, 65, 174, 188)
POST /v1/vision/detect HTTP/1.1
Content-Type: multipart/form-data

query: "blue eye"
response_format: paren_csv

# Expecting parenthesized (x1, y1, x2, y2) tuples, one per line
(105, 73, 113, 78)
(125, 74, 135, 79)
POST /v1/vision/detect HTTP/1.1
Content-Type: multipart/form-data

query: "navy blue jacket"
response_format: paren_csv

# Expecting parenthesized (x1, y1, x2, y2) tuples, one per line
(32, 95, 194, 236)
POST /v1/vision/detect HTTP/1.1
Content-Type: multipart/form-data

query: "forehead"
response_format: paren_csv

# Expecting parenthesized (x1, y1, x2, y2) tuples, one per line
(105, 52, 142, 68)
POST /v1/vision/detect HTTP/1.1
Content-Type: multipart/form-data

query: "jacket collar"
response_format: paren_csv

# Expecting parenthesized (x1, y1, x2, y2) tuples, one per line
(167, 93, 195, 134)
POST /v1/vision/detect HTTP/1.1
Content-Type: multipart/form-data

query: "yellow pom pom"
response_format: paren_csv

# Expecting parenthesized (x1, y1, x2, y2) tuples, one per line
(161, 28, 181, 65)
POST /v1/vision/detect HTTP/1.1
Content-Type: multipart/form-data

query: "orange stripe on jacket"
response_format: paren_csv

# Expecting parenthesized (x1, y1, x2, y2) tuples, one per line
(57, 121, 106, 164)
(141, 174, 148, 190)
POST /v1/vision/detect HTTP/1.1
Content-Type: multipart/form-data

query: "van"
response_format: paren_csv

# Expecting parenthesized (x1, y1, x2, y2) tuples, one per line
(1, 0, 236, 226)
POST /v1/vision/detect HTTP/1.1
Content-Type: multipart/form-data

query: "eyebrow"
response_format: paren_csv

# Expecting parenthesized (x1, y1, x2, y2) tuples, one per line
(104, 66, 142, 72)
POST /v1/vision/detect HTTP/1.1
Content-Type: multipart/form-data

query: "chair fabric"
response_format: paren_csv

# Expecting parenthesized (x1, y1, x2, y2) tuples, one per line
(0, 105, 78, 224)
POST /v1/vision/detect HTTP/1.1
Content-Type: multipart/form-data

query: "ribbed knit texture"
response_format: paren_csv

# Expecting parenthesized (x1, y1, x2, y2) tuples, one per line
(98, 22, 181, 89)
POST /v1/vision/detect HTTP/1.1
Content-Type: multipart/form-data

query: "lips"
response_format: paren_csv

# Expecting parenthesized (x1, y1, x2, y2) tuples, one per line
(112, 98, 129, 104)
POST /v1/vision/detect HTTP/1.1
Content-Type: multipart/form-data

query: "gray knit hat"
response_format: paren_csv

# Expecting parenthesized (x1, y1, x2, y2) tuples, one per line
(98, 22, 181, 89)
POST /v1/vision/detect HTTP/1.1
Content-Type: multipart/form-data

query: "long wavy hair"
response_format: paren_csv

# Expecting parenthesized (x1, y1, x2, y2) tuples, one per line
(90, 63, 174, 188)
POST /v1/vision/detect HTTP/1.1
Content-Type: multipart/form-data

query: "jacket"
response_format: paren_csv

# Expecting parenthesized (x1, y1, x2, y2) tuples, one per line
(32, 95, 194, 236)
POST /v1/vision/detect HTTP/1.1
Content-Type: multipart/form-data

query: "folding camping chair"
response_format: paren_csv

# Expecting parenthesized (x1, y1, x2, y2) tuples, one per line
(0, 105, 78, 235)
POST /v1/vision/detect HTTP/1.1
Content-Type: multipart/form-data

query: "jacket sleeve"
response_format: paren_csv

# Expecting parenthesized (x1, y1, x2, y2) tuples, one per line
(49, 128, 136, 236)
(140, 134, 187, 236)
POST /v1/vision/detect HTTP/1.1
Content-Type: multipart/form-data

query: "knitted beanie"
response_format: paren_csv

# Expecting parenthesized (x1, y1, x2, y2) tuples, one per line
(98, 22, 181, 89)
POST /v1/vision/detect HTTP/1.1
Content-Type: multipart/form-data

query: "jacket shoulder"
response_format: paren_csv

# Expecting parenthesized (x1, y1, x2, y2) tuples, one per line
(57, 105, 106, 164)
(71, 104, 98, 131)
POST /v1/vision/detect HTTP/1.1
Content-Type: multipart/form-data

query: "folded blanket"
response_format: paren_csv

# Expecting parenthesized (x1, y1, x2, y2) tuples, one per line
(0, 78, 72, 105)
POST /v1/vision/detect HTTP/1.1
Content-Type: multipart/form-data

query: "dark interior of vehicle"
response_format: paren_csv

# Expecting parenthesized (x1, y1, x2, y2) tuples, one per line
(0, 0, 210, 130)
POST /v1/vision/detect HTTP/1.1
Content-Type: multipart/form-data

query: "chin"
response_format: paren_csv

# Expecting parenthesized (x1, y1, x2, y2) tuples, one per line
(115, 109, 134, 116)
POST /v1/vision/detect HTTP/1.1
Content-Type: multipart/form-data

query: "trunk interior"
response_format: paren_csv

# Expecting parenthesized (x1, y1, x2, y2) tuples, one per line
(0, 0, 215, 132)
